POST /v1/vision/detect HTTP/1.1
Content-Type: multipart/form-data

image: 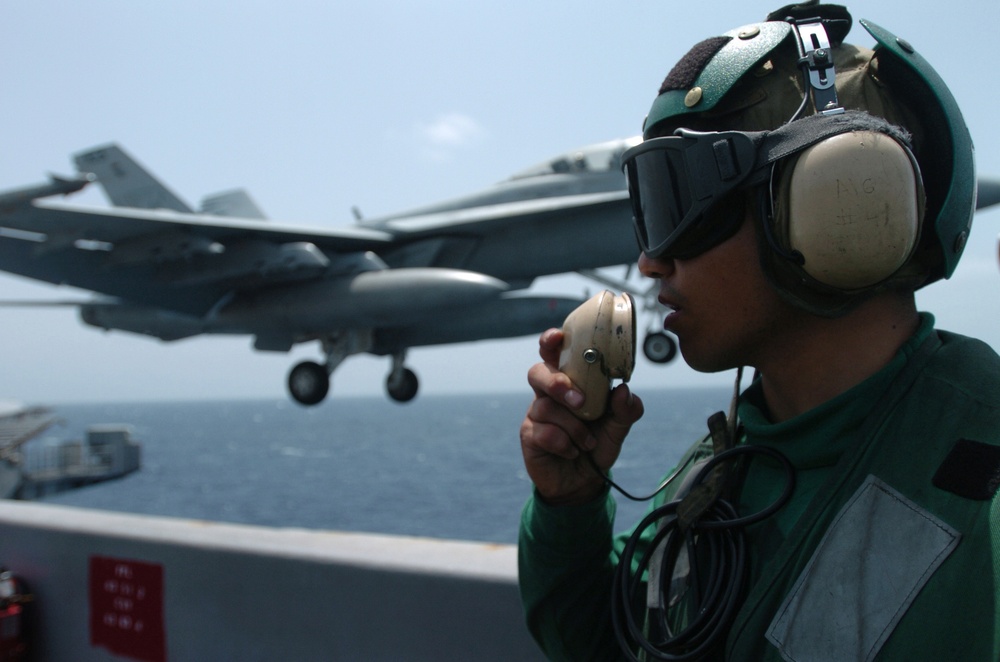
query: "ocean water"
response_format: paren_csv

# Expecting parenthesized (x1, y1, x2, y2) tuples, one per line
(28, 387, 731, 544)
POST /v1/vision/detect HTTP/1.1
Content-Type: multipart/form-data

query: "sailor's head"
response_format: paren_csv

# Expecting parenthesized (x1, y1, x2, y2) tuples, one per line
(621, 2, 975, 316)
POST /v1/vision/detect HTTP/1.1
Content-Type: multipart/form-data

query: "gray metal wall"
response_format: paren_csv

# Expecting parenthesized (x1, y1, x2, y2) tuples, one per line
(0, 501, 545, 661)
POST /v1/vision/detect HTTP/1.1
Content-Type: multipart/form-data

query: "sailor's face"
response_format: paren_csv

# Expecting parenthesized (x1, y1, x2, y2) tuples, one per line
(638, 212, 796, 373)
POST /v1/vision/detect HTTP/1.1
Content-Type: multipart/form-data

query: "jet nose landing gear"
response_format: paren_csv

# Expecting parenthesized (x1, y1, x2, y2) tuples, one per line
(642, 331, 677, 364)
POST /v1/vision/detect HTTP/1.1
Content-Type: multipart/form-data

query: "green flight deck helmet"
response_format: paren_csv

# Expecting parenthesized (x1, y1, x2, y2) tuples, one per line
(627, 1, 976, 316)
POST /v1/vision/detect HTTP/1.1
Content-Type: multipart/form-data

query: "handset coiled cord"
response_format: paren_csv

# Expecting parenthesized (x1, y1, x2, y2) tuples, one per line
(610, 444, 795, 661)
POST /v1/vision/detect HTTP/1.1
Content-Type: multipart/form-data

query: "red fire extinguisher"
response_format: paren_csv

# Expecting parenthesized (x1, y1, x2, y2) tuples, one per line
(0, 568, 31, 661)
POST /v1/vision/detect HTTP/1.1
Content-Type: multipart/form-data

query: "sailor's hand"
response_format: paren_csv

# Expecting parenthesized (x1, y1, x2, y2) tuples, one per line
(520, 328, 644, 506)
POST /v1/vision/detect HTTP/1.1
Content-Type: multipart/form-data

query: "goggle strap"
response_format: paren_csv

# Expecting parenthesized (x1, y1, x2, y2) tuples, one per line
(714, 138, 742, 181)
(752, 110, 910, 175)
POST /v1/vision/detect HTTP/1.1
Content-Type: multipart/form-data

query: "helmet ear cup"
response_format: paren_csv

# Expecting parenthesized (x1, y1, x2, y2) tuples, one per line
(772, 130, 924, 290)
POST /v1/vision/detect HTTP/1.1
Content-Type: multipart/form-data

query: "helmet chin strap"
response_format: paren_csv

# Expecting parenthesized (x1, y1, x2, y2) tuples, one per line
(727, 365, 745, 444)
(761, 169, 806, 266)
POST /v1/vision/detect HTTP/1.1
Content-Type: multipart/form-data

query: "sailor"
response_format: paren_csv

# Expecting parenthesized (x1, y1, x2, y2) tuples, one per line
(517, 3, 1000, 660)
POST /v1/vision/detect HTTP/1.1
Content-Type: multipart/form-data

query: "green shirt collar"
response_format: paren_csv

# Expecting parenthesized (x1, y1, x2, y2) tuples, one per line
(737, 313, 934, 469)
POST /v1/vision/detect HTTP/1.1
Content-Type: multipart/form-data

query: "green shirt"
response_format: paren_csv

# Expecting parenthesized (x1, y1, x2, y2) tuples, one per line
(519, 315, 1000, 661)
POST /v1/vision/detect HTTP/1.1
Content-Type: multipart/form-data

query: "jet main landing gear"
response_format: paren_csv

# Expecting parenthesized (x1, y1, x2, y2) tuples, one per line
(287, 360, 330, 406)
(385, 351, 418, 403)
(386, 367, 418, 403)
(285, 343, 420, 406)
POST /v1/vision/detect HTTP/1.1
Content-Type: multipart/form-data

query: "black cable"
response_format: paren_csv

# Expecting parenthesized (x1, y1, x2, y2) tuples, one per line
(583, 449, 686, 503)
(608, 445, 795, 661)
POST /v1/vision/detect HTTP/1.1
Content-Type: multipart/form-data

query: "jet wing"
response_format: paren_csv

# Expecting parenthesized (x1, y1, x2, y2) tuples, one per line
(0, 184, 632, 301)
(978, 178, 1000, 211)
(365, 189, 637, 284)
(0, 199, 397, 316)
(365, 189, 629, 235)
(1, 199, 394, 249)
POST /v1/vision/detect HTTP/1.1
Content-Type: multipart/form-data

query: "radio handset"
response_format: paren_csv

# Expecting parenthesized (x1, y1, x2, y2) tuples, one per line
(558, 290, 636, 420)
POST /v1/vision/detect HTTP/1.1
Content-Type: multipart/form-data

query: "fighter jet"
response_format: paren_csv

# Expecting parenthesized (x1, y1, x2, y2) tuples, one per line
(0, 139, 681, 406)
(4, 143, 995, 406)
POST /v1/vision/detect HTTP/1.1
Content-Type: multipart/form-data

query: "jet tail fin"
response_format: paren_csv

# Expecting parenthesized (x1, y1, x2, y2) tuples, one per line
(200, 189, 267, 219)
(73, 143, 193, 213)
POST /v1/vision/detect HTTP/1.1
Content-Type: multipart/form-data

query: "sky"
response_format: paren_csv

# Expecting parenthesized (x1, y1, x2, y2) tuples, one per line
(0, 0, 997, 405)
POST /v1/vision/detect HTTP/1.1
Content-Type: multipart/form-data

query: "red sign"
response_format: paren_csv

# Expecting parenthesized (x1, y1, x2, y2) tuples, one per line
(89, 556, 166, 662)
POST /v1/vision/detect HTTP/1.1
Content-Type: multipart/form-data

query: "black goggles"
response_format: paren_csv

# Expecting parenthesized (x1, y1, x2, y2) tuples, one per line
(620, 111, 894, 259)
(621, 128, 763, 259)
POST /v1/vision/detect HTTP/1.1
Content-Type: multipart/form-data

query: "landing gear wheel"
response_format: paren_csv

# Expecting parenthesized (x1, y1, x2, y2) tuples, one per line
(643, 332, 677, 364)
(288, 361, 330, 406)
(386, 367, 419, 403)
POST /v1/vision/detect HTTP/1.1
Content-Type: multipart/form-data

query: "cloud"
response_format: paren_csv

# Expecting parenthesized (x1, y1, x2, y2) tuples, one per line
(414, 113, 486, 161)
